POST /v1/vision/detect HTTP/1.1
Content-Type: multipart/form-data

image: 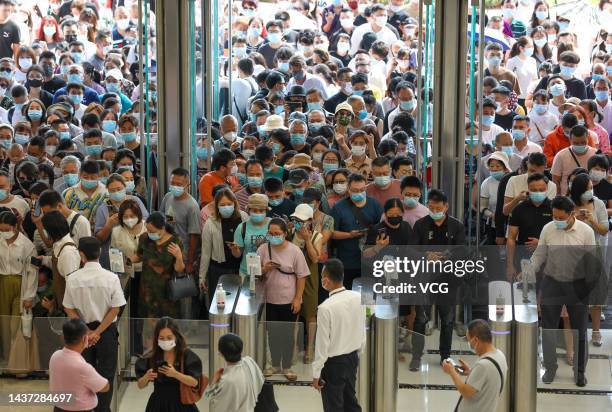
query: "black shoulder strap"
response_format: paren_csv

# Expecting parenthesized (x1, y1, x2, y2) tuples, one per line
(568, 148, 582, 169)
(453, 356, 504, 412)
(68, 213, 83, 236)
(242, 221, 247, 244)
(349, 202, 372, 229)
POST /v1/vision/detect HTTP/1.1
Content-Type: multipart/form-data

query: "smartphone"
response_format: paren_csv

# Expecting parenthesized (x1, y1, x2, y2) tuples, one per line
(319, 378, 326, 388)
(377, 227, 387, 236)
(155, 360, 168, 370)
(30, 256, 43, 267)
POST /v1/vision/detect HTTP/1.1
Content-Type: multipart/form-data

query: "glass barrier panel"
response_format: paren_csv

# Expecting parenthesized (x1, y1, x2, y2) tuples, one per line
(259, 320, 305, 381)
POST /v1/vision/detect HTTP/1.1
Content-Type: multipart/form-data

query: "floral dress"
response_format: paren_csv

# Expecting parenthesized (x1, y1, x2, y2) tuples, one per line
(137, 234, 183, 318)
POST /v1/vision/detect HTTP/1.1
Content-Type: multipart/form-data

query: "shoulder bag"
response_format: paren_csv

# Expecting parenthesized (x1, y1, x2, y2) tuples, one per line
(179, 354, 209, 405)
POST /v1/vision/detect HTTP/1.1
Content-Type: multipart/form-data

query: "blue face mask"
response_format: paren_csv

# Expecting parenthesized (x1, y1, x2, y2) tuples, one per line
(571, 144, 588, 154)
(352, 90, 364, 97)
(267, 32, 282, 44)
(290, 133, 306, 146)
(59, 131, 71, 141)
(14, 134, 29, 145)
(595, 90, 609, 101)
(63, 173, 79, 186)
(28, 109, 43, 120)
(250, 212, 266, 223)
(248, 27, 262, 38)
(125, 181, 135, 193)
(533, 104, 548, 115)
(322, 162, 338, 172)
(196, 147, 209, 160)
(558, 21, 569, 31)
(121, 131, 137, 142)
(403, 196, 418, 208)
(105, 160, 113, 170)
(350, 191, 366, 203)
(86, 144, 102, 156)
(81, 178, 98, 189)
(487, 56, 502, 67)
(274, 106, 284, 116)
(592, 73, 604, 82)
(27, 155, 39, 163)
(307, 102, 322, 111)
(247, 176, 263, 187)
(169, 185, 185, 197)
(501, 146, 513, 157)
(535, 10, 547, 20)
(554, 219, 568, 230)
(511, 129, 526, 141)
(481, 115, 494, 126)
(0, 189, 7, 201)
(529, 191, 547, 203)
(490, 170, 505, 180)
(0, 139, 10, 149)
(272, 143, 281, 154)
(67, 73, 82, 84)
(102, 120, 117, 133)
(71, 52, 84, 63)
(219, 205, 235, 218)
(100, 176, 108, 185)
(269, 198, 283, 207)
(560, 65, 576, 78)
(237, 173, 247, 186)
(399, 99, 416, 111)
(429, 210, 445, 221)
(106, 82, 121, 94)
(550, 84, 565, 97)
(110, 190, 126, 202)
(358, 109, 368, 120)
(278, 62, 289, 72)
(293, 187, 305, 198)
(148, 232, 161, 241)
(269, 234, 284, 245)
(69, 94, 83, 105)
(607, 65, 612, 75)
(374, 175, 391, 187)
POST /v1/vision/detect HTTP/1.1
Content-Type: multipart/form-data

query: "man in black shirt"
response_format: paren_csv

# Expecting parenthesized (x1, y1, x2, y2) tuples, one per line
(506, 173, 553, 281)
(264, 177, 296, 219)
(323, 67, 352, 114)
(534, 51, 586, 99)
(494, 158, 528, 242)
(0, 0, 20, 59)
(492, 86, 517, 131)
(588, 155, 612, 205)
(39, 51, 67, 95)
(408, 189, 466, 372)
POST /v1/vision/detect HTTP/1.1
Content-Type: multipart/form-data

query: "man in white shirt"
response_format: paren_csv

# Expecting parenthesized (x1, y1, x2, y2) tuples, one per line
(63, 237, 126, 412)
(312, 259, 366, 412)
(511, 116, 543, 158)
(530, 196, 596, 387)
(206, 333, 264, 412)
(287, 54, 329, 100)
(479, 98, 504, 146)
(528, 90, 559, 145)
(232, 57, 258, 129)
(0, 171, 29, 217)
(37, 189, 91, 247)
(350, 4, 398, 56)
(503, 152, 557, 216)
(593, 78, 612, 134)
(386, 81, 417, 134)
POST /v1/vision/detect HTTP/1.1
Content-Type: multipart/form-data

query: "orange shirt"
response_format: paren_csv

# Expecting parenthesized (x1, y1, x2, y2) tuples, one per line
(198, 171, 238, 206)
(543, 125, 596, 168)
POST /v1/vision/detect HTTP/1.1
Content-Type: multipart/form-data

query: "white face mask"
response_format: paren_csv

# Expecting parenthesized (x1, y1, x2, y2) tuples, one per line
(0, 230, 14, 240)
(224, 132, 236, 142)
(158, 339, 176, 351)
(351, 145, 366, 156)
(333, 182, 347, 194)
(230, 164, 238, 175)
(123, 217, 139, 228)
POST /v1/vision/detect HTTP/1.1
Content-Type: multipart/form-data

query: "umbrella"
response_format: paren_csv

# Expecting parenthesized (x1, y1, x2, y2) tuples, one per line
(466, 25, 511, 51)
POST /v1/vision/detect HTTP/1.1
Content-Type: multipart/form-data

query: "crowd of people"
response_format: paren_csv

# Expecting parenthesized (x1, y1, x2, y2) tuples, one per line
(0, 0, 610, 411)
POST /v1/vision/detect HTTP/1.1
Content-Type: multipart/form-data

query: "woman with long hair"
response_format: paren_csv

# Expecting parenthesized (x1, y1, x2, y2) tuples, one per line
(37, 16, 62, 50)
(507, 36, 538, 109)
(136, 317, 205, 412)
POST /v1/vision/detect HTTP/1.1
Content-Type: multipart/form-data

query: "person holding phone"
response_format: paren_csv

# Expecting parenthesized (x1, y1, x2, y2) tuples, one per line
(199, 188, 248, 301)
(136, 317, 205, 412)
(258, 217, 310, 381)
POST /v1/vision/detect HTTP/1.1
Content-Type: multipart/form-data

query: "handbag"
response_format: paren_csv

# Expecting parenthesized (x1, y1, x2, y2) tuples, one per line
(254, 381, 279, 412)
(179, 356, 209, 405)
(21, 310, 33, 339)
(167, 273, 199, 302)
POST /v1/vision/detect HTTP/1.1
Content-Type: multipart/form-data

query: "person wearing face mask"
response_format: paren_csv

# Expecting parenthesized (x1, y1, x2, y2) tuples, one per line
(530, 196, 597, 387)
(95, 174, 149, 268)
(9, 84, 28, 126)
(510, 115, 542, 157)
(311, 258, 365, 411)
(37, 189, 90, 252)
(551, 125, 598, 195)
(366, 156, 401, 206)
(442, 319, 508, 412)
(257, 20, 286, 69)
(63, 160, 109, 225)
(0, 171, 29, 216)
(544, 113, 596, 168)
(349, 4, 397, 56)
(527, 90, 558, 145)
(480, 43, 522, 97)
(49, 319, 111, 412)
(331, 173, 383, 288)
(160, 168, 201, 283)
(587, 155, 612, 205)
(26, 66, 53, 109)
(199, 188, 248, 302)
(262, 176, 295, 217)
(479, 153, 511, 246)
(287, 54, 329, 100)
(480, 132, 522, 183)
(364, 197, 414, 258)
(214, 114, 243, 153)
(235, 158, 266, 212)
(534, 51, 586, 100)
(386, 81, 417, 134)
(206, 333, 263, 412)
(199, 148, 240, 206)
(0, 210, 37, 361)
(507, 36, 538, 108)
(407, 189, 465, 371)
(136, 317, 204, 411)
(343, 129, 373, 178)
(62, 236, 126, 412)
(232, 193, 271, 277)
(52, 64, 101, 106)
(326, 168, 350, 208)
(104, 69, 133, 114)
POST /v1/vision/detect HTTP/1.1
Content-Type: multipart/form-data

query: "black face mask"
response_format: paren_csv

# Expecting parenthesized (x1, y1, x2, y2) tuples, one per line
(42, 64, 54, 77)
(28, 78, 43, 88)
(65, 34, 77, 43)
(387, 216, 403, 226)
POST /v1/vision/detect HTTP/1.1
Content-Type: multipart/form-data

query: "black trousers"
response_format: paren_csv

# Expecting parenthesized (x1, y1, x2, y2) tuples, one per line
(540, 276, 589, 374)
(411, 305, 454, 360)
(320, 351, 361, 412)
(82, 322, 118, 412)
(266, 303, 298, 369)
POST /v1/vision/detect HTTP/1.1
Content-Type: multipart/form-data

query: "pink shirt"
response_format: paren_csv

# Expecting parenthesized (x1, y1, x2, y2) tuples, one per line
(258, 241, 310, 305)
(403, 203, 430, 227)
(592, 124, 610, 154)
(199, 202, 214, 227)
(366, 179, 402, 208)
(49, 348, 107, 411)
(551, 146, 598, 195)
